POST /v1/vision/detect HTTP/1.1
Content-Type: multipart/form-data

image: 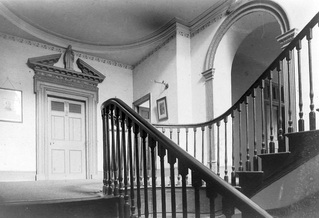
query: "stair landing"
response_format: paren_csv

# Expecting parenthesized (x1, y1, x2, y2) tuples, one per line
(0, 180, 120, 218)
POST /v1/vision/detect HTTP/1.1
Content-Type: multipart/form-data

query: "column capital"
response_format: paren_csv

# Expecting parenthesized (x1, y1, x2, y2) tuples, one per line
(276, 28, 299, 49)
(202, 68, 215, 82)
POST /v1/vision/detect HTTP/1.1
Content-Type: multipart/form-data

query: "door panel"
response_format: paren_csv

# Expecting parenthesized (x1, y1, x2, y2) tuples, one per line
(69, 150, 82, 173)
(52, 116, 65, 140)
(48, 98, 86, 180)
(51, 149, 65, 174)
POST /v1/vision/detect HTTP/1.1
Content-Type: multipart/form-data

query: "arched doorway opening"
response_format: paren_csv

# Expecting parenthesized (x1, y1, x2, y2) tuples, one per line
(203, 0, 290, 173)
(205, 0, 290, 118)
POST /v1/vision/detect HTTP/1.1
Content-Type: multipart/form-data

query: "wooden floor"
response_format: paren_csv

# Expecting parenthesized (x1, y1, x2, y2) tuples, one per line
(0, 179, 103, 204)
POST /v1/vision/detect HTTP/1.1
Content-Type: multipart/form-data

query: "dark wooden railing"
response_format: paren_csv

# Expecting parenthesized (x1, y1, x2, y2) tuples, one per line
(154, 11, 319, 185)
(101, 98, 272, 218)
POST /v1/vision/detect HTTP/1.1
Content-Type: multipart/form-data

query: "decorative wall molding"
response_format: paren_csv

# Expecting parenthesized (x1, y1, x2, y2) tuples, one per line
(202, 68, 215, 81)
(28, 54, 105, 91)
(28, 53, 101, 180)
(276, 28, 299, 49)
(189, 0, 230, 38)
(0, 32, 133, 70)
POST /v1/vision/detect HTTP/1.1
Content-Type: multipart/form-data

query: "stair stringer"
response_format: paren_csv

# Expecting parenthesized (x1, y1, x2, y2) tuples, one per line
(251, 152, 319, 216)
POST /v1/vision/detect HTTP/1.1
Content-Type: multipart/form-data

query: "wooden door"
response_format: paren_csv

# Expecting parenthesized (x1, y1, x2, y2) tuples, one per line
(139, 106, 150, 122)
(48, 97, 86, 180)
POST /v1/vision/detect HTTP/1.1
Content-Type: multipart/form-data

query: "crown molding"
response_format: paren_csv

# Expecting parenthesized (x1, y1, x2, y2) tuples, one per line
(0, 2, 185, 52)
(189, 0, 229, 37)
(0, 32, 133, 70)
(0, 1, 228, 52)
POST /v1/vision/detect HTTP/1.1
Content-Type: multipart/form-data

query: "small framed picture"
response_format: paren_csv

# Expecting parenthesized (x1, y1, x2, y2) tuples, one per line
(0, 88, 23, 123)
(156, 97, 168, 121)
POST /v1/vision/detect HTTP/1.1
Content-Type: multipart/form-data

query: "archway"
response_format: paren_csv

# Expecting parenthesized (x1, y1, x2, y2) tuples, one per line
(204, 0, 290, 117)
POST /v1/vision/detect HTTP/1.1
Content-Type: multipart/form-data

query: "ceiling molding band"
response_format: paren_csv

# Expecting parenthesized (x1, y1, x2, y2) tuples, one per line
(0, 32, 133, 70)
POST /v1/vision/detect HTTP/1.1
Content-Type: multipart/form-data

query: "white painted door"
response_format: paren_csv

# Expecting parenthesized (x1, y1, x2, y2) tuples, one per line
(48, 97, 86, 180)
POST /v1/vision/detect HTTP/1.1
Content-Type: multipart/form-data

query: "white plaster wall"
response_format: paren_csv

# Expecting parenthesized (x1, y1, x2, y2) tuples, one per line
(0, 38, 49, 172)
(274, 0, 319, 30)
(133, 38, 178, 124)
(94, 61, 133, 174)
(176, 33, 193, 123)
(0, 37, 133, 178)
(190, 18, 225, 122)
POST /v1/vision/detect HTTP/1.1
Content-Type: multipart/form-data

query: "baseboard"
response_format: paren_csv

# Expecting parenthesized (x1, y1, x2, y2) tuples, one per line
(0, 171, 36, 181)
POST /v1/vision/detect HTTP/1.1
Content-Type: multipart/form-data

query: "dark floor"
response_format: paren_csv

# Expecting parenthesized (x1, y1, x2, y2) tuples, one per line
(0, 179, 103, 204)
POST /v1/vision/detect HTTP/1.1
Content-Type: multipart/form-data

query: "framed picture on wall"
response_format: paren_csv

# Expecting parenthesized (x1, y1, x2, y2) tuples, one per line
(0, 88, 23, 123)
(156, 97, 168, 121)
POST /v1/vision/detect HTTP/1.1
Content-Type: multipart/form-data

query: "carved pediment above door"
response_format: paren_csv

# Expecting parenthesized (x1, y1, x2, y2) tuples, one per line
(27, 53, 105, 91)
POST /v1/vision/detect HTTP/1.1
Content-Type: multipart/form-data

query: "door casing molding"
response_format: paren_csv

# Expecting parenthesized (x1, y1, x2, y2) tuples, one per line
(34, 80, 98, 180)
(28, 54, 105, 180)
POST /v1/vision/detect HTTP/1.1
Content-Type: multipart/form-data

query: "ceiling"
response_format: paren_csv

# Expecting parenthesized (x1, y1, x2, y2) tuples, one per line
(0, 0, 229, 66)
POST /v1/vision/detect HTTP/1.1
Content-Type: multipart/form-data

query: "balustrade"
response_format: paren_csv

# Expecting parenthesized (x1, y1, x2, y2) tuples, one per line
(101, 11, 319, 218)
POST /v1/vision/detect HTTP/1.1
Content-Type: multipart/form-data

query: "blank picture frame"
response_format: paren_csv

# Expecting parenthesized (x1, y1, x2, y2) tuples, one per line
(0, 88, 23, 123)
(156, 96, 168, 121)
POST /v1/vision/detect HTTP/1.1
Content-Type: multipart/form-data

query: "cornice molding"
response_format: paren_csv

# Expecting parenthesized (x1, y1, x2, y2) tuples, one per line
(28, 54, 105, 89)
(0, 2, 184, 52)
(189, 0, 229, 37)
(0, 1, 229, 51)
(0, 32, 133, 70)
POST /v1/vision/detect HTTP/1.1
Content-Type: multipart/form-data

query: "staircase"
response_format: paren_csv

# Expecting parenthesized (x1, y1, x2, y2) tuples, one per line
(2, 11, 319, 218)
(101, 12, 319, 218)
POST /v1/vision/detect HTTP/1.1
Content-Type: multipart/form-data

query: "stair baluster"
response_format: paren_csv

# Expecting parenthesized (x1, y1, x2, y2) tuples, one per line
(286, 50, 294, 132)
(216, 121, 221, 176)
(245, 95, 251, 171)
(296, 40, 305, 132)
(238, 105, 244, 171)
(178, 161, 189, 218)
(192, 171, 203, 218)
(277, 61, 285, 152)
(116, 108, 124, 197)
(127, 118, 136, 217)
(168, 152, 177, 218)
(110, 106, 118, 196)
(224, 117, 229, 182)
(193, 127, 197, 159)
(142, 131, 149, 218)
(149, 137, 157, 218)
(158, 144, 167, 218)
(260, 80, 267, 154)
(307, 28, 316, 130)
(252, 88, 259, 171)
(134, 124, 142, 217)
(231, 110, 236, 185)
(206, 183, 217, 218)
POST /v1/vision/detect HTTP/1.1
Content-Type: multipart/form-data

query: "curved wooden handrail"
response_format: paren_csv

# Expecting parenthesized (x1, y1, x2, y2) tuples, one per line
(154, 11, 319, 129)
(102, 98, 272, 217)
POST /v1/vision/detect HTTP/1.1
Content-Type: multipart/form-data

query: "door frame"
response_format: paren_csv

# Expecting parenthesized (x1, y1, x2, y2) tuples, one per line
(35, 80, 99, 180)
(133, 93, 151, 122)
